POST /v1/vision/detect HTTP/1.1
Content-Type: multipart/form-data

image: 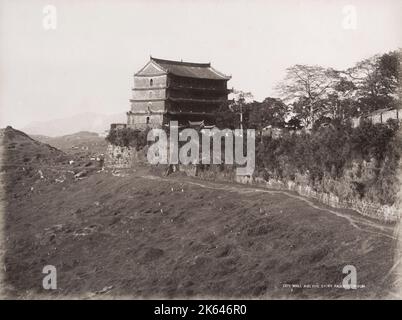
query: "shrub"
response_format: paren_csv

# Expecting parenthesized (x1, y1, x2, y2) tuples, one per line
(106, 127, 150, 150)
(254, 121, 401, 205)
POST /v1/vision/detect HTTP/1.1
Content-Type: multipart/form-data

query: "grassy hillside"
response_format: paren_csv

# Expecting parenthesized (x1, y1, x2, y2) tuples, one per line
(1, 127, 397, 298)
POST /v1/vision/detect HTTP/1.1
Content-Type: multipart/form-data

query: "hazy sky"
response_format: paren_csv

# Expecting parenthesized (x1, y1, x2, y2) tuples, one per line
(1, 0, 401, 129)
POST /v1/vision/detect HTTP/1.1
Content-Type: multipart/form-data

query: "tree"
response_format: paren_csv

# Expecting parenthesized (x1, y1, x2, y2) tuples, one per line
(248, 97, 288, 141)
(214, 101, 239, 129)
(344, 50, 401, 113)
(317, 77, 358, 125)
(214, 90, 255, 130)
(276, 64, 339, 128)
(231, 90, 254, 130)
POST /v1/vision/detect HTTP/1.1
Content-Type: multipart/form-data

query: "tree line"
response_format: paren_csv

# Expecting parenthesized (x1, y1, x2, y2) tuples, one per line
(215, 50, 401, 137)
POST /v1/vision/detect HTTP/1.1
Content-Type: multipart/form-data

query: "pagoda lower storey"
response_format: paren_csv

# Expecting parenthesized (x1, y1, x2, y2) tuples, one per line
(127, 109, 217, 130)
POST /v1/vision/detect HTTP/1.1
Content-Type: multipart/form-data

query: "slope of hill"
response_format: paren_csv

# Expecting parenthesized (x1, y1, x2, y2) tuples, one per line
(0, 126, 67, 167)
(0, 127, 397, 299)
(0, 126, 101, 197)
(2, 166, 396, 299)
(22, 112, 125, 137)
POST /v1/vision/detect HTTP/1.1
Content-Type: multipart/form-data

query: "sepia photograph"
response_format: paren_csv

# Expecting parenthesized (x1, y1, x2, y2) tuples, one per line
(0, 0, 401, 305)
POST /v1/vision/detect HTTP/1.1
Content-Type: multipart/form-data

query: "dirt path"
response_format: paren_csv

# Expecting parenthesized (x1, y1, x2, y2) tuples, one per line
(141, 174, 396, 240)
(141, 172, 400, 298)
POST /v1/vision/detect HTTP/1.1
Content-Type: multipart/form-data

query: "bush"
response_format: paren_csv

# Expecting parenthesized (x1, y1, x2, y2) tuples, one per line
(255, 121, 401, 205)
(106, 127, 150, 150)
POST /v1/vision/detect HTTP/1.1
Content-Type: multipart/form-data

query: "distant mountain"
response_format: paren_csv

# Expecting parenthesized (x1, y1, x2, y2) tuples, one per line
(31, 131, 107, 154)
(22, 112, 126, 137)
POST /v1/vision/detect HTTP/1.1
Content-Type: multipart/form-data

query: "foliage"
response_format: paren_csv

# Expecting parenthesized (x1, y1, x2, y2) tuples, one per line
(254, 121, 401, 205)
(247, 97, 288, 138)
(275, 64, 339, 127)
(273, 50, 401, 128)
(215, 90, 254, 130)
(105, 127, 150, 150)
(214, 102, 241, 130)
(346, 50, 401, 114)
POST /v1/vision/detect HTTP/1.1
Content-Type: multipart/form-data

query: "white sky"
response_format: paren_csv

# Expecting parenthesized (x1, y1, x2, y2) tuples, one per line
(1, 0, 401, 128)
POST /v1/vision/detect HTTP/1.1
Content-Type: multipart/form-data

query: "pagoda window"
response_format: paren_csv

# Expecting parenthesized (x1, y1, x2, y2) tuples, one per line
(150, 79, 153, 86)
